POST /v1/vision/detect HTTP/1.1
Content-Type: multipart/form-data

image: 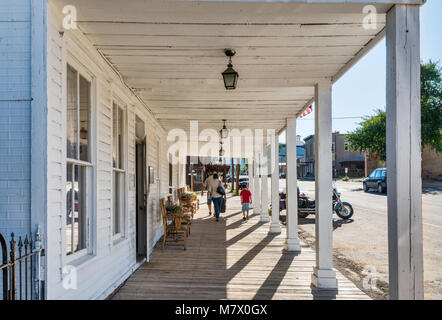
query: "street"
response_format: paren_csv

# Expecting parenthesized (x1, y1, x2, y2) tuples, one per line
(278, 179, 442, 299)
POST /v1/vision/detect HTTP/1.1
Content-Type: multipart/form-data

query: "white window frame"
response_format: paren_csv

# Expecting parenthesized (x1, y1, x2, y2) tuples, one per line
(111, 97, 128, 242)
(64, 59, 95, 263)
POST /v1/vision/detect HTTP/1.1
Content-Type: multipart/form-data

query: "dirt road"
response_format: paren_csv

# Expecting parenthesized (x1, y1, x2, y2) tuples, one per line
(279, 179, 442, 299)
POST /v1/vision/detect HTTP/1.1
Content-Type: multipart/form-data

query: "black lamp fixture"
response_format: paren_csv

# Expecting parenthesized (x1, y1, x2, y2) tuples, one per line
(220, 119, 229, 139)
(222, 49, 239, 90)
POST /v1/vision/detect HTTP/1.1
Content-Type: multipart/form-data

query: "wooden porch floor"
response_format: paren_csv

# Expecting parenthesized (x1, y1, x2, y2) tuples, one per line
(112, 195, 370, 300)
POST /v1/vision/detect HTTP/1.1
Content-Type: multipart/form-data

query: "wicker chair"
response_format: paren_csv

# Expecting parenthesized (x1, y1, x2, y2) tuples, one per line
(160, 198, 188, 250)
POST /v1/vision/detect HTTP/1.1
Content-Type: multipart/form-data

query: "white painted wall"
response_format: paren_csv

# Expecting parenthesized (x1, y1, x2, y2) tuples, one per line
(45, 3, 174, 299)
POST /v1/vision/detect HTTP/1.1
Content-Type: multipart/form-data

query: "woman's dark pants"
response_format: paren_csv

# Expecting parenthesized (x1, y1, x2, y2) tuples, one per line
(212, 197, 223, 219)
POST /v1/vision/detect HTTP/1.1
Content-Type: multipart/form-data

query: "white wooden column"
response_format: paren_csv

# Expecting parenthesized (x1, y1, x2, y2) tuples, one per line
(311, 79, 337, 289)
(386, 4, 423, 300)
(269, 134, 281, 233)
(284, 118, 301, 251)
(253, 152, 261, 214)
(261, 151, 270, 222)
(248, 157, 254, 195)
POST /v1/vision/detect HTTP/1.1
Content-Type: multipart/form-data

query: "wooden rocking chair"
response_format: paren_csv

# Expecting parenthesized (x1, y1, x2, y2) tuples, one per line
(160, 198, 189, 250)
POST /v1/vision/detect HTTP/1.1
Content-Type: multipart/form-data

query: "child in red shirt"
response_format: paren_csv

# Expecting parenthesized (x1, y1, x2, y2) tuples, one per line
(240, 185, 252, 221)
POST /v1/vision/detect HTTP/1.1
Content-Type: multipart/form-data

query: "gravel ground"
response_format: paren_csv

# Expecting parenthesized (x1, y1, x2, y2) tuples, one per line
(277, 179, 442, 300)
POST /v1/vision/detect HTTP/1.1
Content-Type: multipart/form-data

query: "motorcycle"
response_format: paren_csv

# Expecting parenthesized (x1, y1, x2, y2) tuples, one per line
(279, 182, 354, 220)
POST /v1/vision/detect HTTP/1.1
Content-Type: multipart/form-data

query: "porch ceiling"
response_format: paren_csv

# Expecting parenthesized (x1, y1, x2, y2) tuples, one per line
(53, 0, 393, 133)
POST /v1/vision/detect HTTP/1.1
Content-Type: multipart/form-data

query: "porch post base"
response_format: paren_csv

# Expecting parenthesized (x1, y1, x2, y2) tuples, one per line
(269, 222, 281, 234)
(311, 267, 338, 290)
(283, 238, 301, 252)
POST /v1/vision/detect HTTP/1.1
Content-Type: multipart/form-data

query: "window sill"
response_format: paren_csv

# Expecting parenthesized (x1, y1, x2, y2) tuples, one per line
(112, 235, 128, 247)
(66, 253, 97, 271)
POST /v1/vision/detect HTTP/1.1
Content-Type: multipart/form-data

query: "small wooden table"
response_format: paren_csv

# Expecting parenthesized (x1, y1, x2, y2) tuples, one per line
(166, 212, 184, 229)
(166, 211, 191, 234)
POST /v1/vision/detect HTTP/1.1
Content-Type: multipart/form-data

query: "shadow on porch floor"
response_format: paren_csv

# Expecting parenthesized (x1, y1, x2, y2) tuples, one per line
(112, 195, 370, 300)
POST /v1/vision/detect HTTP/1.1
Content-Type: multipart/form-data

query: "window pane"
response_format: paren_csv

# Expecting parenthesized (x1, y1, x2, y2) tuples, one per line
(169, 162, 172, 187)
(79, 76, 90, 162)
(73, 165, 87, 252)
(112, 171, 118, 234)
(66, 164, 73, 255)
(113, 171, 119, 234)
(113, 171, 125, 235)
(67, 66, 78, 159)
(112, 103, 118, 168)
(118, 107, 124, 169)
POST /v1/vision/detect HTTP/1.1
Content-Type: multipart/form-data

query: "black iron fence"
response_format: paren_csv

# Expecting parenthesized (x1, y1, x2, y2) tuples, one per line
(0, 232, 45, 300)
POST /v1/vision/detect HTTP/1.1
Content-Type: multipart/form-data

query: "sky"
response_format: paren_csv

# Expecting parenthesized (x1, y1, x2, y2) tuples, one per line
(280, 0, 442, 143)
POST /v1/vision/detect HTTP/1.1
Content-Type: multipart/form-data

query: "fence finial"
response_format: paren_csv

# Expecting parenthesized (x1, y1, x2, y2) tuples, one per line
(18, 236, 23, 254)
(10, 233, 16, 255)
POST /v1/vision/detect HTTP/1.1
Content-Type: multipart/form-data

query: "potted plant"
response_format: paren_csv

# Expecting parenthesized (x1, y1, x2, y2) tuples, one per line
(179, 191, 197, 205)
(166, 204, 181, 214)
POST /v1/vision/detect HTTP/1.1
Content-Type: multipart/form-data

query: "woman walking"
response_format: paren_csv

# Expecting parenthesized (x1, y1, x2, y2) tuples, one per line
(207, 173, 226, 222)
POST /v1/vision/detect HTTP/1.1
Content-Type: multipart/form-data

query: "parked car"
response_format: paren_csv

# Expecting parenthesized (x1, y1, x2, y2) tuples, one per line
(239, 177, 249, 189)
(279, 173, 286, 179)
(363, 168, 387, 193)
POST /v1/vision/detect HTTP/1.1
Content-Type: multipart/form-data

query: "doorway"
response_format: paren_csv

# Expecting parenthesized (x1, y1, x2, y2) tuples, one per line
(135, 118, 148, 261)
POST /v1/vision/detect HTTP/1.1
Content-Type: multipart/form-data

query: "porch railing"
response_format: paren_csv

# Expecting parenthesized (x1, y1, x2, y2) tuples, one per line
(0, 231, 45, 300)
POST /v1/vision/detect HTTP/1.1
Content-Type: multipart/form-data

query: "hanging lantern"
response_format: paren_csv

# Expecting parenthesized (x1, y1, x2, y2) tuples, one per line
(220, 119, 229, 139)
(222, 49, 239, 90)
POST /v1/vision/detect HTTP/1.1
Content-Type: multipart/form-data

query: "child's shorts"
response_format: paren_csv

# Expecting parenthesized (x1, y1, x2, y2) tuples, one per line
(242, 203, 250, 211)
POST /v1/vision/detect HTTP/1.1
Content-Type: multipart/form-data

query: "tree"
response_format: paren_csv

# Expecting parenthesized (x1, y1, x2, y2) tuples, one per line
(279, 143, 284, 154)
(346, 61, 442, 162)
(346, 109, 386, 161)
(421, 61, 442, 153)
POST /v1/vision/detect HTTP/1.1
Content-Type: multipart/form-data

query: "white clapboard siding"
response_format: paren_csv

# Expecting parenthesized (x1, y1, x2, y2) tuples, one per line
(46, 5, 65, 291)
(45, 3, 171, 300)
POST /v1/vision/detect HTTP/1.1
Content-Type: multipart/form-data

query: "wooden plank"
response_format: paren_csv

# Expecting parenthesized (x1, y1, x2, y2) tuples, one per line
(99, 46, 369, 58)
(122, 71, 339, 80)
(126, 78, 319, 89)
(82, 22, 384, 37)
(149, 105, 307, 111)
(156, 113, 299, 121)
(141, 90, 314, 100)
(108, 55, 356, 65)
(53, 0, 393, 24)
(116, 62, 343, 70)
